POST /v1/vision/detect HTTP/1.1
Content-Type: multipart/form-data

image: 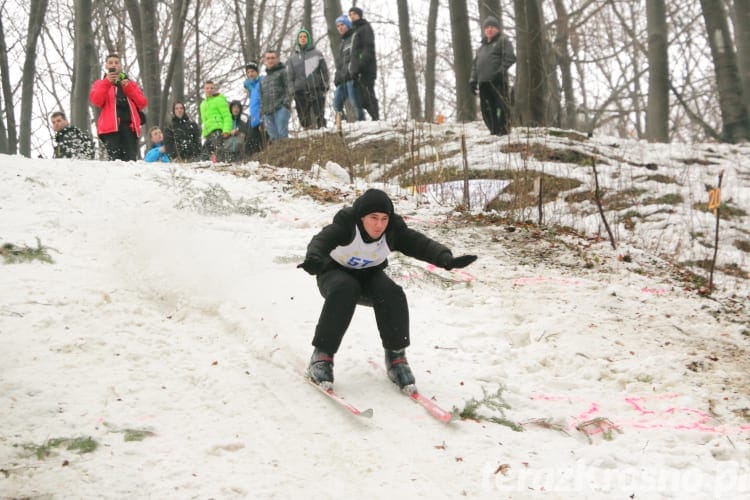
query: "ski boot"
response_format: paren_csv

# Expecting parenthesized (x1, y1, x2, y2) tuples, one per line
(307, 348, 334, 387)
(385, 348, 416, 391)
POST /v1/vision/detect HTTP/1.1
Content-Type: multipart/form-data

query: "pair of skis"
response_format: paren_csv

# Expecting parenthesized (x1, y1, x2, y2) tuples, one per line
(306, 368, 454, 423)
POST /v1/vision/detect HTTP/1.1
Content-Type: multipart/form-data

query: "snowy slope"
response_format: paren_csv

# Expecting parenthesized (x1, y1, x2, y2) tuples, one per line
(1, 128, 749, 499)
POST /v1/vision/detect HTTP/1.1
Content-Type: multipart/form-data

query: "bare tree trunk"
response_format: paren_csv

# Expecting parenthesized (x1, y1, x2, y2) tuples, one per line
(731, 0, 750, 115)
(514, 0, 547, 126)
(169, 0, 190, 104)
(424, 0, 439, 122)
(646, 0, 669, 142)
(20, 0, 49, 157)
(449, 0, 476, 121)
(397, 0, 422, 120)
(303, 0, 312, 34)
(0, 14, 17, 154)
(700, 0, 750, 142)
(323, 0, 343, 69)
(161, 0, 191, 124)
(478, 0, 502, 27)
(72, 0, 94, 130)
(552, 0, 576, 130)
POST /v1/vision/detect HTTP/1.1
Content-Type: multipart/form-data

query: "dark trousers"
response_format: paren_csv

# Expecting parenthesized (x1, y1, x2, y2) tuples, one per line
(294, 91, 326, 129)
(201, 130, 224, 160)
(479, 80, 511, 136)
(313, 268, 409, 354)
(246, 125, 268, 155)
(354, 77, 379, 121)
(100, 128, 140, 161)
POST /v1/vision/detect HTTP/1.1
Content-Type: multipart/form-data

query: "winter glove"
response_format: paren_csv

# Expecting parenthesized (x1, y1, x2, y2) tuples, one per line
(297, 256, 324, 275)
(470, 81, 478, 95)
(437, 253, 477, 271)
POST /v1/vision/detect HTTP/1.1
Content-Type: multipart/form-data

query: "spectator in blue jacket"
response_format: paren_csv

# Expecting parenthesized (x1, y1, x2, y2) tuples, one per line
(243, 62, 268, 155)
(144, 126, 170, 163)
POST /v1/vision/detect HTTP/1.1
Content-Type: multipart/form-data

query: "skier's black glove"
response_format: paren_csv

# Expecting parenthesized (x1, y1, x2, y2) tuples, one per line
(470, 81, 478, 95)
(437, 253, 477, 270)
(297, 256, 324, 275)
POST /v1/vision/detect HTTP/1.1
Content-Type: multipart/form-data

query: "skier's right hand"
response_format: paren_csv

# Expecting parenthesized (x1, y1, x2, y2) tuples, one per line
(297, 257, 324, 275)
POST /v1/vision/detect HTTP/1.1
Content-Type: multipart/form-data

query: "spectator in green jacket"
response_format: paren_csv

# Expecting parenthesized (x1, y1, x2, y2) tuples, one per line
(199, 80, 232, 161)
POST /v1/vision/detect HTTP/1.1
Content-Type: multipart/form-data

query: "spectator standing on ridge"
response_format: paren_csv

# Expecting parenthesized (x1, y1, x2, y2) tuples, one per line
(89, 53, 148, 161)
(333, 14, 365, 123)
(50, 111, 95, 159)
(243, 62, 268, 155)
(288, 28, 330, 129)
(260, 50, 291, 141)
(163, 101, 201, 161)
(469, 16, 516, 136)
(348, 7, 379, 121)
(199, 80, 232, 161)
(297, 189, 477, 389)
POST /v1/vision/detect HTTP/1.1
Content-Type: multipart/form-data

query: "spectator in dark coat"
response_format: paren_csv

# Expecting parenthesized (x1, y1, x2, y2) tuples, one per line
(288, 28, 330, 129)
(223, 100, 252, 162)
(469, 16, 516, 136)
(50, 111, 95, 159)
(333, 14, 365, 122)
(163, 101, 201, 161)
(260, 50, 291, 141)
(348, 7, 379, 121)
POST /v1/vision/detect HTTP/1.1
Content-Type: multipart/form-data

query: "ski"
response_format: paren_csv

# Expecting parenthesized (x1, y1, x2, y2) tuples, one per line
(306, 377, 373, 418)
(367, 359, 454, 423)
(402, 384, 454, 423)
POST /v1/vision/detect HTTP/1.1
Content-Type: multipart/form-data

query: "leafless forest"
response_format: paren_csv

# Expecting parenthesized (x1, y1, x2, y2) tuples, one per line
(1, 0, 749, 158)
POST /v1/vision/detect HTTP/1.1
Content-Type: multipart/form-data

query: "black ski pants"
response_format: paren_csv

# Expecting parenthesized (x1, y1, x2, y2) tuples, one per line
(312, 267, 409, 354)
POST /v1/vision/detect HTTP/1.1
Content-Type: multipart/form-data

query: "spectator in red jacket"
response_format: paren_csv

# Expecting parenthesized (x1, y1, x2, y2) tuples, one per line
(89, 53, 148, 161)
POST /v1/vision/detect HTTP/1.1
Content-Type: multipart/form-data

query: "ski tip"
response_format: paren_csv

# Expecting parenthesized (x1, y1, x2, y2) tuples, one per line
(358, 408, 374, 418)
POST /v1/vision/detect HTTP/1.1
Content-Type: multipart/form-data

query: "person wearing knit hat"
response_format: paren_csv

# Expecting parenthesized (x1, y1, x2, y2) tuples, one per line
(336, 13, 352, 30)
(347, 6, 379, 120)
(298, 188, 478, 390)
(333, 13, 366, 122)
(469, 16, 516, 136)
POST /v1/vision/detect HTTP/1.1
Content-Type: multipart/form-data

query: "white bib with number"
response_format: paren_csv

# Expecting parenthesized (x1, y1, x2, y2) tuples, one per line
(330, 226, 390, 269)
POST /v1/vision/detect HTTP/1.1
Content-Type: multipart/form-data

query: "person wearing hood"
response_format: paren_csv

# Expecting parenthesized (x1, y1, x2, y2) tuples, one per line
(224, 100, 251, 162)
(469, 16, 516, 136)
(297, 189, 478, 390)
(288, 28, 330, 129)
(163, 101, 201, 161)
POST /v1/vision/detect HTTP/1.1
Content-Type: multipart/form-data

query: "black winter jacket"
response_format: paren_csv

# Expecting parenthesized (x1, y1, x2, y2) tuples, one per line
(470, 32, 516, 85)
(164, 115, 201, 160)
(304, 207, 451, 274)
(54, 126, 95, 159)
(348, 18, 377, 80)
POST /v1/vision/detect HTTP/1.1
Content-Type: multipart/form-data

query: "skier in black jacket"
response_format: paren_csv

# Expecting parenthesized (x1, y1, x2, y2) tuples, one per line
(298, 189, 477, 389)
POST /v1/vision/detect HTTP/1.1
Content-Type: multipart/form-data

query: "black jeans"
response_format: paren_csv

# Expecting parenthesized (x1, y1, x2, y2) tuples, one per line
(479, 80, 511, 135)
(313, 267, 409, 354)
(100, 128, 140, 161)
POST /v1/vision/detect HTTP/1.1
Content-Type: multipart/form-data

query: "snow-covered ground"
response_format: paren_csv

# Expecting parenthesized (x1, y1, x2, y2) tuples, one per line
(2, 125, 749, 499)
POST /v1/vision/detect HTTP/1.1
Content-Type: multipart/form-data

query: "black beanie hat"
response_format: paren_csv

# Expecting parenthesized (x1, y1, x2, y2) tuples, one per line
(354, 189, 394, 218)
(482, 16, 501, 29)
(245, 62, 259, 72)
(349, 7, 364, 18)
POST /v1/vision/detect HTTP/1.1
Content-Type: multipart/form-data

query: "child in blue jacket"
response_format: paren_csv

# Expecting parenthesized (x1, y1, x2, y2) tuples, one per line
(144, 126, 170, 163)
